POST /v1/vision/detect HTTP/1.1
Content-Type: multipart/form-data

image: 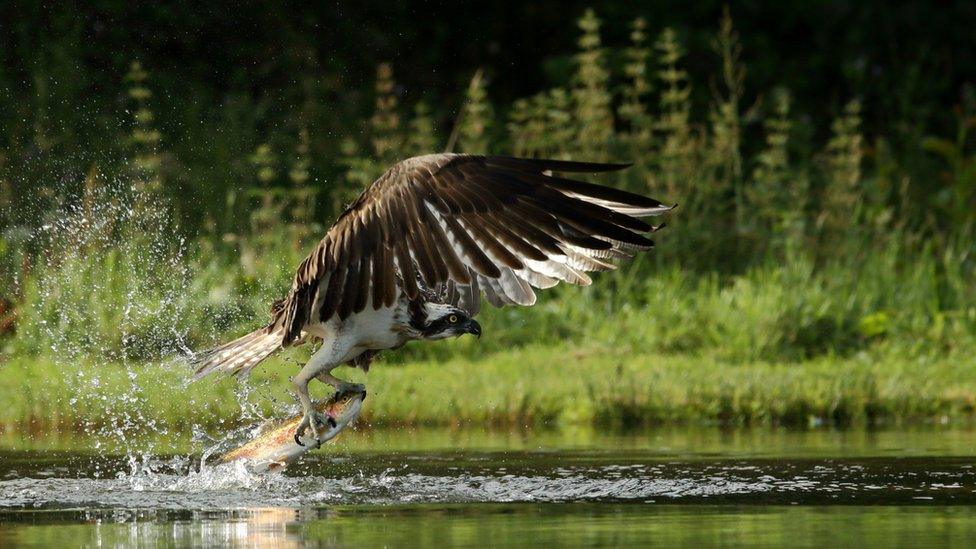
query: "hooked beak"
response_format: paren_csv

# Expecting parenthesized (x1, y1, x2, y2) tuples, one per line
(463, 319, 482, 338)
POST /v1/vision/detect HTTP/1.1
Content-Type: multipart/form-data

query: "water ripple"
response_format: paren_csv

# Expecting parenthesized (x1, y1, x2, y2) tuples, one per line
(2, 453, 975, 509)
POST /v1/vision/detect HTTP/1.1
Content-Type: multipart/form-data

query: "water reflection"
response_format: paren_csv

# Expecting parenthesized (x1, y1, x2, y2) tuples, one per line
(6, 424, 976, 457)
(186, 508, 301, 548)
(4, 505, 976, 547)
(2, 428, 976, 546)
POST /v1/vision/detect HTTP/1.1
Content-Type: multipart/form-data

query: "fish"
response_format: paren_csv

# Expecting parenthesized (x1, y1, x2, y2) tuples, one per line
(214, 389, 365, 473)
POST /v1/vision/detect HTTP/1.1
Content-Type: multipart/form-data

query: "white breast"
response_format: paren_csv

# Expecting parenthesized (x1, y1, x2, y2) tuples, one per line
(343, 304, 404, 349)
(304, 299, 407, 364)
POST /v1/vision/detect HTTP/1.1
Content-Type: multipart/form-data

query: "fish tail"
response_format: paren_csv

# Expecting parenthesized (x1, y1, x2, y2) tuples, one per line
(191, 327, 283, 380)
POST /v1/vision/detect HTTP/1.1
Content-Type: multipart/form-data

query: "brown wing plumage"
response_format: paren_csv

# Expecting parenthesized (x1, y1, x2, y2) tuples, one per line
(270, 154, 673, 344)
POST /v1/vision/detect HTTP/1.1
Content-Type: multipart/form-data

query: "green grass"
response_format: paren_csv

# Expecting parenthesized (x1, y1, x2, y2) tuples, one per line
(3, 236, 975, 434)
(2, 9, 975, 439)
(3, 342, 975, 435)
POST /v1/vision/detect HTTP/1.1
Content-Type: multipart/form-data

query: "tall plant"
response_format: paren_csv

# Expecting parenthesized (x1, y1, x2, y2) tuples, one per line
(125, 61, 163, 200)
(619, 17, 653, 166)
(456, 69, 493, 155)
(820, 99, 864, 240)
(654, 28, 695, 199)
(573, 9, 614, 159)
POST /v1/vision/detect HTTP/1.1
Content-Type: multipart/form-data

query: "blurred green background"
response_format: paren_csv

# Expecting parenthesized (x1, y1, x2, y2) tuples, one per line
(1, 1, 975, 433)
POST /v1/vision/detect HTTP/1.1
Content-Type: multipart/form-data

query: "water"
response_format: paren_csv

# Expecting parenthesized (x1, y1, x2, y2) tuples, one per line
(2, 429, 976, 546)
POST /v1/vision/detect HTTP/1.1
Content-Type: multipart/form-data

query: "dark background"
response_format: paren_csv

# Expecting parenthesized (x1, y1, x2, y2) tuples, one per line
(0, 1, 973, 227)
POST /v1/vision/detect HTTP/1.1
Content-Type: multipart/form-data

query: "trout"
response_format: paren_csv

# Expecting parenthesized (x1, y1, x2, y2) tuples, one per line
(215, 390, 364, 473)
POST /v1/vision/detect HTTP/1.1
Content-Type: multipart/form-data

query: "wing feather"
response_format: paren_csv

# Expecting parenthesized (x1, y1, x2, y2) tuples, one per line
(394, 240, 419, 299)
(458, 216, 525, 270)
(271, 154, 671, 343)
(422, 203, 472, 283)
(437, 211, 502, 277)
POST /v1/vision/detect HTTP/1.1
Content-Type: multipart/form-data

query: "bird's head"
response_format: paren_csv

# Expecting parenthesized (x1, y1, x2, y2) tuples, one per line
(411, 302, 481, 341)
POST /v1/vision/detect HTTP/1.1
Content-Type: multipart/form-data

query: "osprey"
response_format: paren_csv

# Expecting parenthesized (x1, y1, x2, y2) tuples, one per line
(192, 154, 671, 444)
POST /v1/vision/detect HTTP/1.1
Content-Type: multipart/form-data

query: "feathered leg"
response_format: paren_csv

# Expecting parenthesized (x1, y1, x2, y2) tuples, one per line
(315, 371, 366, 395)
(292, 366, 331, 446)
(291, 343, 366, 446)
(291, 343, 340, 446)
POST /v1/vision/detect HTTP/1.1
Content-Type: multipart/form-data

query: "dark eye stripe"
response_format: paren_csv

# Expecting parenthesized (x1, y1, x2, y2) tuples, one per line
(423, 314, 465, 336)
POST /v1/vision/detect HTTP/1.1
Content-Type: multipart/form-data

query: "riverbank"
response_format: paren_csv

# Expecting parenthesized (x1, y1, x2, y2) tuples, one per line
(2, 344, 974, 434)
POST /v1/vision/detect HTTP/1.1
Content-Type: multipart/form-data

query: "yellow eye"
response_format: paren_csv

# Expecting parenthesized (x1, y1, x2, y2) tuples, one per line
(449, 315, 458, 323)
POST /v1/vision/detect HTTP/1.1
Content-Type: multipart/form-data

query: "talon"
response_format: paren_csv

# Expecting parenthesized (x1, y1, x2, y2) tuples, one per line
(294, 409, 323, 447)
(294, 419, 309, 446)
(327, 416, 338, 429)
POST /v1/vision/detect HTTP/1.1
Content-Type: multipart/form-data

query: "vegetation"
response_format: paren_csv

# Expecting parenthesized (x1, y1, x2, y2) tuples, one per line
(3, 343, 976, 434)
(0, 7, 974, 432)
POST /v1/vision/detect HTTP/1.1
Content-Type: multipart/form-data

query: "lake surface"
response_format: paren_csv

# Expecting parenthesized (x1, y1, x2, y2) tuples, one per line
(2, 427, 976, 546)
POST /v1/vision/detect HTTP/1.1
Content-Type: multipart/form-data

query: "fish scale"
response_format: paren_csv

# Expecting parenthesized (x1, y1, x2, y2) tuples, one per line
(215, 390, 365, 473)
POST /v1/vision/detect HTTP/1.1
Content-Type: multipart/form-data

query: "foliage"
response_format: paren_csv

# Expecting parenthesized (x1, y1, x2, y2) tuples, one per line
(125, 60, 164, 198)
(454, 69, 492, 155)
(4, 339, 976, 432)
(572, 9, 614, 159)
(747, 87, 801, 251)
(618, 17, 652, 162)
(1, 8, 975, 429)
(407, 101, 439, 155)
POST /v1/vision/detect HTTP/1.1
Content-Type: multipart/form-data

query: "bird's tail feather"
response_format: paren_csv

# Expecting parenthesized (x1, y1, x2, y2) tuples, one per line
(191, 328, 282, 380)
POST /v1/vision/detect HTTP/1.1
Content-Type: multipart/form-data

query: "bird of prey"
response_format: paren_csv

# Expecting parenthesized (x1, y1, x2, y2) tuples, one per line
(192, 154, 671, 444)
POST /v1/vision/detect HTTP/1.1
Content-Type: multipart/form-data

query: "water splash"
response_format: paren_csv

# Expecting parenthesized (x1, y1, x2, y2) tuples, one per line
(6, 174, 282, 472)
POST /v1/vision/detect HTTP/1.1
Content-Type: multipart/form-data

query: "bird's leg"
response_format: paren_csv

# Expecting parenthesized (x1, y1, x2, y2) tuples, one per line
(292, 362, 337, 448)
(316, 371, 367, 399)
(290, 344, 367, 447)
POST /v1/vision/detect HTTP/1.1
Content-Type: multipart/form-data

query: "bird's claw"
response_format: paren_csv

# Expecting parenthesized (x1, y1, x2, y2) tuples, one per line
(293, 410, 337, 448)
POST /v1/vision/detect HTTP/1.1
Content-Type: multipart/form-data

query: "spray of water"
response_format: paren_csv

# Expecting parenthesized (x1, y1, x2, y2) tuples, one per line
(8, 171, 287, 482)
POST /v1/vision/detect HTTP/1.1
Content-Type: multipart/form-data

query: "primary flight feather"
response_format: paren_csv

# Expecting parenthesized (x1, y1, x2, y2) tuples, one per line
(192, 154, 672, 444)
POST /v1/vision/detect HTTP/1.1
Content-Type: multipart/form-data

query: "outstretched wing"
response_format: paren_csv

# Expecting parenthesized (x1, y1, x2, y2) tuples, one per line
(272, 154, 672, 344)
